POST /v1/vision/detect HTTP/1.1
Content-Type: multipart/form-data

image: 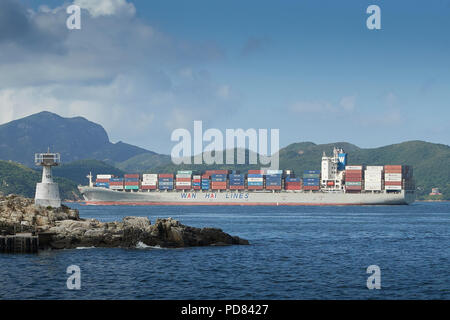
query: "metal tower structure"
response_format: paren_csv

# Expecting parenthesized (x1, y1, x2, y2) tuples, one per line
(34, 149, 61, 208)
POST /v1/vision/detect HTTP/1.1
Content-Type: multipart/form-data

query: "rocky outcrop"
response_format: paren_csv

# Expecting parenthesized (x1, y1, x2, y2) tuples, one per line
(0, 194, 249, 249)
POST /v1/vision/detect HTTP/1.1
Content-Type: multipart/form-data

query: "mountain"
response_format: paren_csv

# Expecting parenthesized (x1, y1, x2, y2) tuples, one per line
(0, 160, 79, 200)
(0, 111, 166, 166)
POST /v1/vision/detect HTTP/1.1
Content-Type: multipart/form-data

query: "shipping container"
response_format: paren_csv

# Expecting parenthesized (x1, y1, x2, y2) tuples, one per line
(304, 170, 320, 174)
(303, 186, 320, 191)
(385, 185, 402, 190)
(384, 165, 402, 171)
(125, 185, 139, 190)
(229, 185, 245, 190)
(346, 181, 362, 186)
(345, 166, 363, 170)
(384, 181, 402, 186)
(248, 170, 265, 174)
(266, 185, 282, 190)
(266, 170, 283, 175)
(303, 174, 320, 179)
(285, 177, 300, 182)
(95, 179, 110, 183)
(97, 174, 113, 179)
(366, 166, 384, 171)
(124, 174, 140, 179)
(247, 185, 264, 190)
(141, 185, 157, 190)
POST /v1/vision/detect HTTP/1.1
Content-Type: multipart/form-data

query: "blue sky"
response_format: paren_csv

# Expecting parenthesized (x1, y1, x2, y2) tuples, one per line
(2, 0, 449, 152)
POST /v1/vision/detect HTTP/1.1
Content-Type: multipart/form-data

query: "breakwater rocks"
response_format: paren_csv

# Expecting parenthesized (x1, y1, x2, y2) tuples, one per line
(0, 193, 249, 250)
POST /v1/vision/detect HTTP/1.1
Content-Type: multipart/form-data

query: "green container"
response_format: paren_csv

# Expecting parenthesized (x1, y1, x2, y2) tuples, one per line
(177, 170, 193, 175)
(346, 181, 361, 186)
(125, 185, 139, 190)
(303, 174, 320, 179)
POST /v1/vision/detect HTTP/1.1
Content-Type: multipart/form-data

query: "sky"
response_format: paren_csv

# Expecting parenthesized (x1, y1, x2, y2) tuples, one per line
(0, 0, 449, 154)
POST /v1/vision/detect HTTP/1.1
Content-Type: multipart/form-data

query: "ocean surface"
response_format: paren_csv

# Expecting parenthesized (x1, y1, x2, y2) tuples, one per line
(1, 202, 449, 300)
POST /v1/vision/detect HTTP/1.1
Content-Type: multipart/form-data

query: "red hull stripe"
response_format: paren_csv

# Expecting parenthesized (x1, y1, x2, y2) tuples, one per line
(82, 201, 366, 206)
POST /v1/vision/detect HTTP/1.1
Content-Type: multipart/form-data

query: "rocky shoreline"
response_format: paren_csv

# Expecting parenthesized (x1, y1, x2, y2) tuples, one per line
(0, 193, 249, 250)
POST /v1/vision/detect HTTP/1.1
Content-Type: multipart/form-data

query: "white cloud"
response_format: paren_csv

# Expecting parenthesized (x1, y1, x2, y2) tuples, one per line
(0, 1, 235, 152)
(74, 0, 136, 17)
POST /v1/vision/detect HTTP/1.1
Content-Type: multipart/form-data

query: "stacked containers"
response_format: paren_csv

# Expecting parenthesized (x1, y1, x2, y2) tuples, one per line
(265, 171, 282, 190)
(248, 173, 264, 190)
(142, 174, 158, 190)
(229, 174, 245, 190)
(384, 165, 402, 191)
(303, 170, 320, 191)
(109, 178, 124, 190)
(158, 174, 174, 190)
(211, 174, 227, 190)
(192, 175, 201, 190)
(345, 166, 362, 192)
(201, 174, 210, 190)
(402, 165, 414, 190)
(124, 174, 139, 191)
(285, 176, 302, 190)
(176, 171, 192, 190)
(95, 174, 111, 188)
(364, 166, 383, 191)
(248, 169, 265, 175)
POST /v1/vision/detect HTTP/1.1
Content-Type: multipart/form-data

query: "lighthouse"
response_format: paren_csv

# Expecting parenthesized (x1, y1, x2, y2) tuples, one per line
(34, 149, 61, 208)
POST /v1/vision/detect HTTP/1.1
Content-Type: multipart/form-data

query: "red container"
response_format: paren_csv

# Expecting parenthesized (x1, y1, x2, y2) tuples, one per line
(346, 171, 362, 177)
(285, 185, 301, 190)
(193, 186, 201, 190)
(345, 186, 362, 190)
(229, 185, 245, 190)
(125, 182, 139, 186)
(248, 170, 265, 174)
(202, 174, 210, 179)
(109, 182, 124, 186)
(345, 177, 362, 182)
(192, 179, 201, 183)
(266, 185, 282, 190)
(176, 178, 191, 182)
(141, 185, 157, 190)
(248, 185, 264, 190)
(124, 174, 140, 179)
(385, 181, 402, 186)
(303, 186, 320, 191)
(176, 185, 191, 190)
(95, 179, 110, 183)
(205, 170, 229, 174)
(385, 165, 402, 171)
(159, 174, 174, 178)
(385, 169, 402, 174)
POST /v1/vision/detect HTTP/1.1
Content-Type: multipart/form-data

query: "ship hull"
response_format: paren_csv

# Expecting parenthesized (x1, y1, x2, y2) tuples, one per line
(78, 186, 415, 206)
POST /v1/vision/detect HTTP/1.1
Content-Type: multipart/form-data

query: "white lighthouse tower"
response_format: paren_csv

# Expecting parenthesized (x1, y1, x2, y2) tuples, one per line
(34, 149, 61, 208)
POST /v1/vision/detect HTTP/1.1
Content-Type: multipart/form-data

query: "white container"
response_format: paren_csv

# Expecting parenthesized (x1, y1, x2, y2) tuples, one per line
(366, 166, 384, 171)
(193, 175, 201, 179)
(110, 185, 123, 190)
(141, 182, 157, 186)
(143, 174, 158, 179)
(97, 174, 113, 179)
(175, 181, 191, 186)
(247, 178, 264, 182)
(365, 182, 382, 191)
(385, 185, 402, 190)
(176, 174, 192, 178)
(346, 166, 363, 170)
(385, 173, 402, 179)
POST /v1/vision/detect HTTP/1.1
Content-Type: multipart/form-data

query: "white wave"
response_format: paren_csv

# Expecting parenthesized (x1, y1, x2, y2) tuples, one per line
(76, 246, 96, 249)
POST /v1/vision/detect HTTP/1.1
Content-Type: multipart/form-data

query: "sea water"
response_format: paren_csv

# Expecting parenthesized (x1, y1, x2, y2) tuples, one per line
(0, 202, 449, 299)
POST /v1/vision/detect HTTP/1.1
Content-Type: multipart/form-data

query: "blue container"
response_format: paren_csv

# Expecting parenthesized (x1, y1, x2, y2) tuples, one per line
(211, 174, 227, 178)
(95, 182, 110, 188)
(266, 174, 282, 178)
(159, 185, 173, 190)
(110, 178, 123, 182)
(266, 182, 281, 186)
(304, 170, 320, 175)
(303, 178, 319, 183)
(159, 178, 173, 182)
(304, 181, 319, 186)
(248, 181, 263, 186)
(229, 174, 245, 179)
(286, 177, 300, 182)
(248, 174, 263, 178)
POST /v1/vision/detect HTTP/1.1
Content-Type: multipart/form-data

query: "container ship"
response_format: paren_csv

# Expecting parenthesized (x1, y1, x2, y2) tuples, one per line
(78, 148, 415, 205)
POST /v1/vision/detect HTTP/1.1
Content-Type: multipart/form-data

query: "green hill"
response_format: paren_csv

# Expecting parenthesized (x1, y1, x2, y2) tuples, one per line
(53, 159, 125, 185)
(0, 160, 80, 200)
